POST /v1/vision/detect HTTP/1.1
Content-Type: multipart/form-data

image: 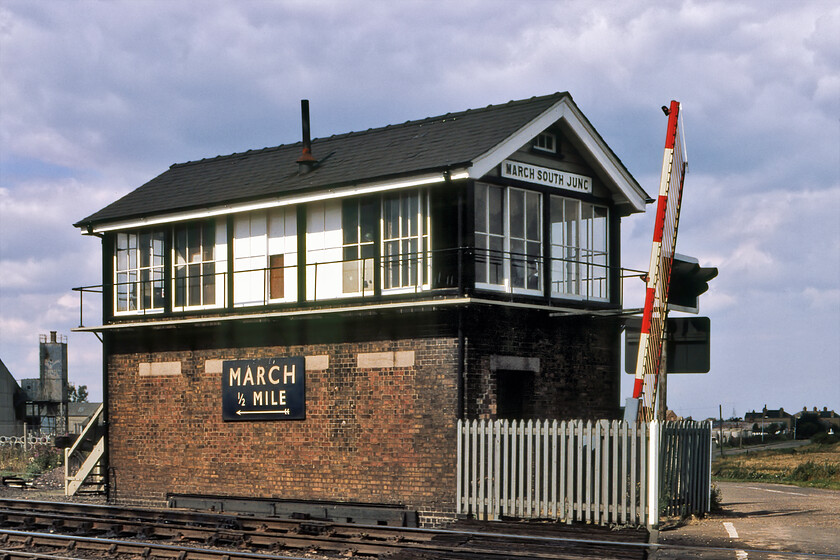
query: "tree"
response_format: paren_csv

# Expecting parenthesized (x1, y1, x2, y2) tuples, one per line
(795, 413, 825, 440)
(68, 383, 89, 402)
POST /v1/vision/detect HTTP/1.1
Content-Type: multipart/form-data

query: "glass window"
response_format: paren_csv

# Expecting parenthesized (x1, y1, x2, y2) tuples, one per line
(534, 132, 556, 153)
(342, 199, 375, 295)
(475, 184, 506, 286)
(174, 219, 225, 309)
(550, 196, 608, 300)
(474, 183, 542, 293)
(114, 230, 164, 314)
(382, 191, 429, 291)
(233, 208, 297, 306)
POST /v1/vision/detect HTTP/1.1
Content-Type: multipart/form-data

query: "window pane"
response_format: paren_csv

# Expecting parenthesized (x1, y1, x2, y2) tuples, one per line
(203, 262, 215, 305)
(189, 264, 200, 305)
(152, 269, 165, 309)
(384, 197, 399, 238)
(269, 254, 284, 299)
(140, 233, 151, 268)
(141, 268, 151, 309)
(127, 271, 137, 310)
(488, 187, 504, 235)
(127, 234, 137, 270)
(510, 239, 524, 287)
(342, 201, 358, 245)
(152, 234, 164, 267)
(475, 185, 487, 233)
(116, 234, 129, 271)
(527, 241, 541, 290)
(116, 272, 128, 312)
(489, 235, 504, 285)
(202, 222, 215, 261)
(509, 189, 524, 239)
(526, 192, 540, 241)
(593, 206, 607, 252)
(175, 266, 186, 307)
(401, 196, 410, 237)
(475, 234, 488, 284)
(188, 224, 200, 263)
(360, 199, 376, 244)
(406, 194, 418, 237)
(175, 228, 187, 265)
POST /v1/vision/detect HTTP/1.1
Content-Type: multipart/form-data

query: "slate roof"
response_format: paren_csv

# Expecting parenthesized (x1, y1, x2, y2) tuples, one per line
(76, 92, 637, 229)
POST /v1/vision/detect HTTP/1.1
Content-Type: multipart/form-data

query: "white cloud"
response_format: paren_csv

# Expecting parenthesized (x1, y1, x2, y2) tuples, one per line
(1, 0, 838, 414)
(803, 286, 840, 309)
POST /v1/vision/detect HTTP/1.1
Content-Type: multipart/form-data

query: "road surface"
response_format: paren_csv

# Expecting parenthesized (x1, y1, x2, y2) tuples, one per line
(654, 481, 840, 558)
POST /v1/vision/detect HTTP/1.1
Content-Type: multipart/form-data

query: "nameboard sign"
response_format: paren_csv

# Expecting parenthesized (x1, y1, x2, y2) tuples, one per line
(501, 160, 592, 194)
(222, 357, 305, 421)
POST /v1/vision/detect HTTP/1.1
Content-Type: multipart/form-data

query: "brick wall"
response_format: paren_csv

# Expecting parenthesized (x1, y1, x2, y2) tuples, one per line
(106, 321, 459, 521)
(103, 306, 621, 522)
(463, 307, 622, 420)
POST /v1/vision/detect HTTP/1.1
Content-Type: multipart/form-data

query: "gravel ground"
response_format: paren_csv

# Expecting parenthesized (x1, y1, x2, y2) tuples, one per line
(0, 466, 106, 503)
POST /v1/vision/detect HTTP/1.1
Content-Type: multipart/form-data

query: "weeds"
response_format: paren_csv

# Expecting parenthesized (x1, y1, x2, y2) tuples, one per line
(0, 445, 63, 479)
(789, 460, 839, 482)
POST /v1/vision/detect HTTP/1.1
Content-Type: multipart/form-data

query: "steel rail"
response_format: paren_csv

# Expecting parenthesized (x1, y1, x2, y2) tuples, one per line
(0, 499, 650, 559)
(0, 529, 319, 560)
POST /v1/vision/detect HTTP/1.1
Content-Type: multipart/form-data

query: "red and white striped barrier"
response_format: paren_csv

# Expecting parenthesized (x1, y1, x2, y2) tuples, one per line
(632, 100, 687, 421)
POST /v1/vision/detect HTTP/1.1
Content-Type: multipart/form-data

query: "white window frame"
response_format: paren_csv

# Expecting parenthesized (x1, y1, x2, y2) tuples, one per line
(341, 198, 376, 296)
(534, 132, 556, 153)
(305, 200, 343, 301)
(172, 218, 227, 311)
(233, 208, 297, 307)
(475, 183, 543, 296)
(113, 230, 165, 315)
(550, 195, 609, 301)
(381, 190, 430, 294)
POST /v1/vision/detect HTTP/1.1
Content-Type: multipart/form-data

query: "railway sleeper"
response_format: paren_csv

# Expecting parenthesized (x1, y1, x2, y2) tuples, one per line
(205, 529, 244, 547)
(295, 521, 330, 536)
(74, 520, 93, 535)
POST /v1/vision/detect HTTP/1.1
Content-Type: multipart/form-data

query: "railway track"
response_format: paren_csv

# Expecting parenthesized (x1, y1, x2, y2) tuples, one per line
(0, 498, 650, 559)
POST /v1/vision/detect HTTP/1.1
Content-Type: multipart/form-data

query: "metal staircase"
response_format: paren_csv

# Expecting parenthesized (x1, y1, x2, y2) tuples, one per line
(64, 403, 106, 496)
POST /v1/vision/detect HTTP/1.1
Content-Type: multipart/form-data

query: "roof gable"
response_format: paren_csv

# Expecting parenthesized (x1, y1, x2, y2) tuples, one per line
(76, 93, 647, 231)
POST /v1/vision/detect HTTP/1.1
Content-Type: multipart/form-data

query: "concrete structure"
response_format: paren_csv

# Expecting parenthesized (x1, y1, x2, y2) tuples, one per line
(20, 332, 69, 434)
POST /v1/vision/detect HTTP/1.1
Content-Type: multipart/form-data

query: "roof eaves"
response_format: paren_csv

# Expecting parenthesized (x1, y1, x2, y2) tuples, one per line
(81, 162, 475, 233)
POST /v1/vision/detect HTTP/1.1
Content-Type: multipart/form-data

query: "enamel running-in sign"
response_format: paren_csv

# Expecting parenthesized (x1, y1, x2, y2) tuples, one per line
(222, 357, 305, 421)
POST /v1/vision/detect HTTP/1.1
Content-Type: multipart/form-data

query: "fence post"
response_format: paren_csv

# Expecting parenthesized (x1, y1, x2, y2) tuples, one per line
(456, 419, 463, 515)
(707, 420, 713, 513)
(648, 419, 660, 529)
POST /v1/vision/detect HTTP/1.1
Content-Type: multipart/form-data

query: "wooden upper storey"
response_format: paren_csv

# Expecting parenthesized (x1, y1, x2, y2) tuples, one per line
(75, 94, 650, 329)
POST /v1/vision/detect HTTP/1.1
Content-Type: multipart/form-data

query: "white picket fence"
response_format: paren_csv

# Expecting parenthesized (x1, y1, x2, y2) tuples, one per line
(456, 418, 711, 526)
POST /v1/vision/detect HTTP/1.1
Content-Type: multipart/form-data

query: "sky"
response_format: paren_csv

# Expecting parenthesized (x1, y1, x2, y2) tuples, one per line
(0, 0, 838, 421)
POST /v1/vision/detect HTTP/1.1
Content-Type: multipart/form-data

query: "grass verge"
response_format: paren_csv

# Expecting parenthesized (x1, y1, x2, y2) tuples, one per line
(712, 441, 840, 490)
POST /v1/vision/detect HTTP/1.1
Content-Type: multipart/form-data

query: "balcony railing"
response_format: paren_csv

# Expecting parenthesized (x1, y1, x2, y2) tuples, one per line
(74, 248, 643, 327)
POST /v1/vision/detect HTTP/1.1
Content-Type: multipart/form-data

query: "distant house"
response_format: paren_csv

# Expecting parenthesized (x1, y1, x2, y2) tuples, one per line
(744, 406, 792, 431)
(795, 406, 840, 431)
(0, 359, 25, 436)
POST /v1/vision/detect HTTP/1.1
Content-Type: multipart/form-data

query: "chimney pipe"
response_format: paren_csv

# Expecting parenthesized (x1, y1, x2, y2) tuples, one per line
(297, 99, 317, 173)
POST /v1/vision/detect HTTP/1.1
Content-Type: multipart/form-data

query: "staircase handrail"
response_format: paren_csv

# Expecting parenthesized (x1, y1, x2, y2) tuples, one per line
(65, 403, 103, 459)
